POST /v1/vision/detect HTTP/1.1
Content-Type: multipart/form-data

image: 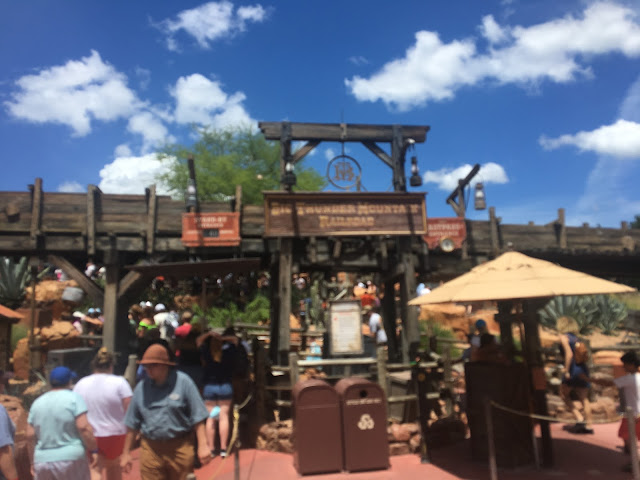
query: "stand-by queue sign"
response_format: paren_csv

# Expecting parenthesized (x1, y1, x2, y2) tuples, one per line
(181, 212, 241, 247)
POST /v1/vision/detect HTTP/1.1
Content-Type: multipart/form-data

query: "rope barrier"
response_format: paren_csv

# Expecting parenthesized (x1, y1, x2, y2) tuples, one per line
(489, 400, 621, 425)
(206, 393, 253, 480)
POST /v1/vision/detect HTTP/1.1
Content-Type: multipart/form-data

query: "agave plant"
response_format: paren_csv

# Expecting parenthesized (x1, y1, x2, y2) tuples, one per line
(0, 256, 30, 309)
(592, 294, 627, 335)
(538, 295, 599, 334)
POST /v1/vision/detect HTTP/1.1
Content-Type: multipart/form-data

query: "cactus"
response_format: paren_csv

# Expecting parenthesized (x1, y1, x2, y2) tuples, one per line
(0, 256, 30, 309)
(538, 296, 598, 334)
(592, 295, 627, 335)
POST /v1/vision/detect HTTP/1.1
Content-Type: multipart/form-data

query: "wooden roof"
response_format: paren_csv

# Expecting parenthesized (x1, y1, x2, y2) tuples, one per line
(125, 258, 262, 279)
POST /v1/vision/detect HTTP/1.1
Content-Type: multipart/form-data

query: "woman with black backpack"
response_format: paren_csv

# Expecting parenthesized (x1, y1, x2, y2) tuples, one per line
(557, 316, 594, 434)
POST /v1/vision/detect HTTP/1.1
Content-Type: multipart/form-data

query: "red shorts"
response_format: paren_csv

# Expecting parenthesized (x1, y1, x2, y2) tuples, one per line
(96, 434, 126, 460)
(618, 417, 640, 441)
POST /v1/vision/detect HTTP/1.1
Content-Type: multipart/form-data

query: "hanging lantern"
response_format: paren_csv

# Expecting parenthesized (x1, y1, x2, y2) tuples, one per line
(409, 156, 423, 187)
(474, 182, 486, 210)
(282, 160, 297, 188)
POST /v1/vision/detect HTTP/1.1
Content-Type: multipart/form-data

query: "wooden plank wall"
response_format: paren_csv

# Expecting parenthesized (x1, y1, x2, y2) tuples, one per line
(1, 184, 639, 257)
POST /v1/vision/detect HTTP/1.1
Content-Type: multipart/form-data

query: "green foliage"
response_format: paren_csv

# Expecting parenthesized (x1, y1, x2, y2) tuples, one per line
(539, 294, 628, 335)
(157, 126, 326, 205)
(192, 293, 270, 329)
(538, 296, 598, 334)
(11, 324, 28, 352)
(592, 295, 627, 335)
(631, 215, 640, 229)
(0, 257, 30, 309)
(419, 320, 461, 358)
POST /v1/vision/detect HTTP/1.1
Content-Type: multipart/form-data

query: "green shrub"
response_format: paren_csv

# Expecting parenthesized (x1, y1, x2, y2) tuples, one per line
(11, 324, 28, 352)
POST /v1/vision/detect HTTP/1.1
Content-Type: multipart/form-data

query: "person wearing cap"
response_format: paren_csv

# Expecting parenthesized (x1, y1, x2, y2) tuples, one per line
(590, 351, 640, 469)
(121, 343, 211, 479)
(74, 348, 133, 480)
(27, 366, 98, 479)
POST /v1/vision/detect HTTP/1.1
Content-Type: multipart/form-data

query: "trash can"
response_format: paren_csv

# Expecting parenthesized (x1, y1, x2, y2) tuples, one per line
(292, 379, 343, 475)
(336, 377, 389, 472)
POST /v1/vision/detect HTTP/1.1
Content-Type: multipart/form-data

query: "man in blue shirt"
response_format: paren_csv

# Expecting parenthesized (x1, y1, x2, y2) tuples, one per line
(121, 343, 211, 479)
(0, 404, 17, 480)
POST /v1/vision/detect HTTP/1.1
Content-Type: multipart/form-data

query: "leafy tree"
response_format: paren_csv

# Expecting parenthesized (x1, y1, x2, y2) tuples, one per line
(631, 215, 640, 229)
(157, 126, 326, 205)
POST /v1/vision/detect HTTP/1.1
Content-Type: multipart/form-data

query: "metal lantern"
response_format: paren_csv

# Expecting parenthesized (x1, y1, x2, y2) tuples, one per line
(474, 182, 486, 210)
(282, 161, 297, 188)
(409, 156, 423, 187)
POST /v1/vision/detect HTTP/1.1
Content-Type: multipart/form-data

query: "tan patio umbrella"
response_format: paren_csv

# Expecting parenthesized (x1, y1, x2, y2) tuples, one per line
(409, 251, 636, 305)
(409, 251, 635, 468)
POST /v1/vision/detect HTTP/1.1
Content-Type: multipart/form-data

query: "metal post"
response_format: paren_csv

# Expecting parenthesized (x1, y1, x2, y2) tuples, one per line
(627, 407, 640, 480)
(485, 397, 498, 480)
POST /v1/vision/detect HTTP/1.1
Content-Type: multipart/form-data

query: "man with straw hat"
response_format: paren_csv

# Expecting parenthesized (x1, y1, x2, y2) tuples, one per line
(120, 343, 211, 479)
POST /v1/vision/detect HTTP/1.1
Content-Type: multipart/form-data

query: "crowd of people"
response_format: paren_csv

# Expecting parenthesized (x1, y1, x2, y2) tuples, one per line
(6, 297, 250, 480)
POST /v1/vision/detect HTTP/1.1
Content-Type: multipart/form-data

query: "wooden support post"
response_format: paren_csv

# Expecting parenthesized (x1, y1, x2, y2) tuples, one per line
(442, 342, 453, 415)
(489, 207, 500, 257)
(102, 249, 119, 357)
(253, 338, 267, 424)
(497, 301, 514, 358)
(557, 208, 567, 249)
(376, 345, 388, 397)
(29, 178, 43, 248)
(399, 237, 420, 363)
(523, 299, 553, 468)
(277, 239, 292, 365)
(289, 352, 299, 387)
(87, 185, 98, 256)
(145, 185, 157, 255)
(382, 279, 399, 362)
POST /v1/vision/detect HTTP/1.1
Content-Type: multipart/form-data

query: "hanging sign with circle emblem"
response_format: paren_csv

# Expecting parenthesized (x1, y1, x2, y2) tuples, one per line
(327, 155, 362, 190)
(423, 217, 466, 252)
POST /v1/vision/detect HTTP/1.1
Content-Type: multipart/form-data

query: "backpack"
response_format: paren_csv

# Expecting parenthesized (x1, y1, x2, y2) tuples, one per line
(573, 340, 589, 364)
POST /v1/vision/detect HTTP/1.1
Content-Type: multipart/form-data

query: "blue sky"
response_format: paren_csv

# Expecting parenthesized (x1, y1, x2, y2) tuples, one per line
(2, 0, 640, 226)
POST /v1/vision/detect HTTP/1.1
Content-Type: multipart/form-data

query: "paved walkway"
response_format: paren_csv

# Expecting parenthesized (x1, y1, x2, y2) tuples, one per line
(123, 422, 635, 480)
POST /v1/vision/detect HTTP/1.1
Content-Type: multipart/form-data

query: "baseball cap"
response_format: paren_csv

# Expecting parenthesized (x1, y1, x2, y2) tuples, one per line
(155, 303, 166, 312)
(475, 319, 487, 329)
(50, 366, 77, 387)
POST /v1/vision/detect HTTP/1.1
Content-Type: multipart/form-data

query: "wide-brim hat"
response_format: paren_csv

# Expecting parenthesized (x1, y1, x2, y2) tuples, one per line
(138, 344, 176, 366)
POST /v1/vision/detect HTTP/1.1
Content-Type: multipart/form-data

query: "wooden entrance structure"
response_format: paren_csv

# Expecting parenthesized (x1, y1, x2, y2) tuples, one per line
(258, 122, 431, 364)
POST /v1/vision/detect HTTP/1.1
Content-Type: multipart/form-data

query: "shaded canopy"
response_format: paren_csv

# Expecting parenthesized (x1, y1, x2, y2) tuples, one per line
(409, 251, 636, 306)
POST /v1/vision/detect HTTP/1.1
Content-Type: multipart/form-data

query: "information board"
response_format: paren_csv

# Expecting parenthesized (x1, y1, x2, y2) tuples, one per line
(328, 300, 363, 356)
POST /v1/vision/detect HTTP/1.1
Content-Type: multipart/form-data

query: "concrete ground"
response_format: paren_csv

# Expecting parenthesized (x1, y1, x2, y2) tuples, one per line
(123, 422, 636, 480)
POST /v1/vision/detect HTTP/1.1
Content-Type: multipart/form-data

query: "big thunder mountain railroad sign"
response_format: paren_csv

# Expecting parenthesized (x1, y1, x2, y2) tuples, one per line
(263, 192, 427, 237)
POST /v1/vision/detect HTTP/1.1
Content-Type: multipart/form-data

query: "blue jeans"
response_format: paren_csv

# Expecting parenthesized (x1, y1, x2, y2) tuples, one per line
(203, 382, 233, 401)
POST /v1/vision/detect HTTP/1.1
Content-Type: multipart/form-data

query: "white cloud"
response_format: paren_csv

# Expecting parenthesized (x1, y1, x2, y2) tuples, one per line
(114, 144, 132, 157)
(480, 15, 508, 45)
(349, 56, 369, 66)
(57, 181, 84, 193)
(158, 1, 268, 51)
(424, 162, 509, 191)
(172, 73, 255, 128)
(539, 119, 640, 158)
(5, 50, 140, 136)
(347, 2, 640, 110)
(99, 153, 172, 194)
(127, 111, 176, 153)
(135, 67, 151, 90)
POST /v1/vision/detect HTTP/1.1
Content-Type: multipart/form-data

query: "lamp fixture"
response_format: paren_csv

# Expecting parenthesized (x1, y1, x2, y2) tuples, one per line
(409, 156, 423, 187)
(282, 160, 297, 189)
(474, 182, 486, 210)
(185, 179, 198, 209)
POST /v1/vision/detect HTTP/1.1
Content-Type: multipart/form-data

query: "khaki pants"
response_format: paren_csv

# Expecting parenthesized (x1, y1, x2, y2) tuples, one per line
(140, 433, 195, 480)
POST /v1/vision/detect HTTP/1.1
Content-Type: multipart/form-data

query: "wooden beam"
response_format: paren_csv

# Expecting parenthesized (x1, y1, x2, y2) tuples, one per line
(277, 238, 292, 364)
(291, 140, 321, 164)
(145, 185, 157, 255)
(362, 141, 393, 169)
(489, 207, 500, 257)
(29, 178, 43, 246)
(117, 270, 149, 301)
(47, 254, 104, 307)
(259, 122, 429, 143)
(87, 185, 98, 256)
(557, 208, 567, 249)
